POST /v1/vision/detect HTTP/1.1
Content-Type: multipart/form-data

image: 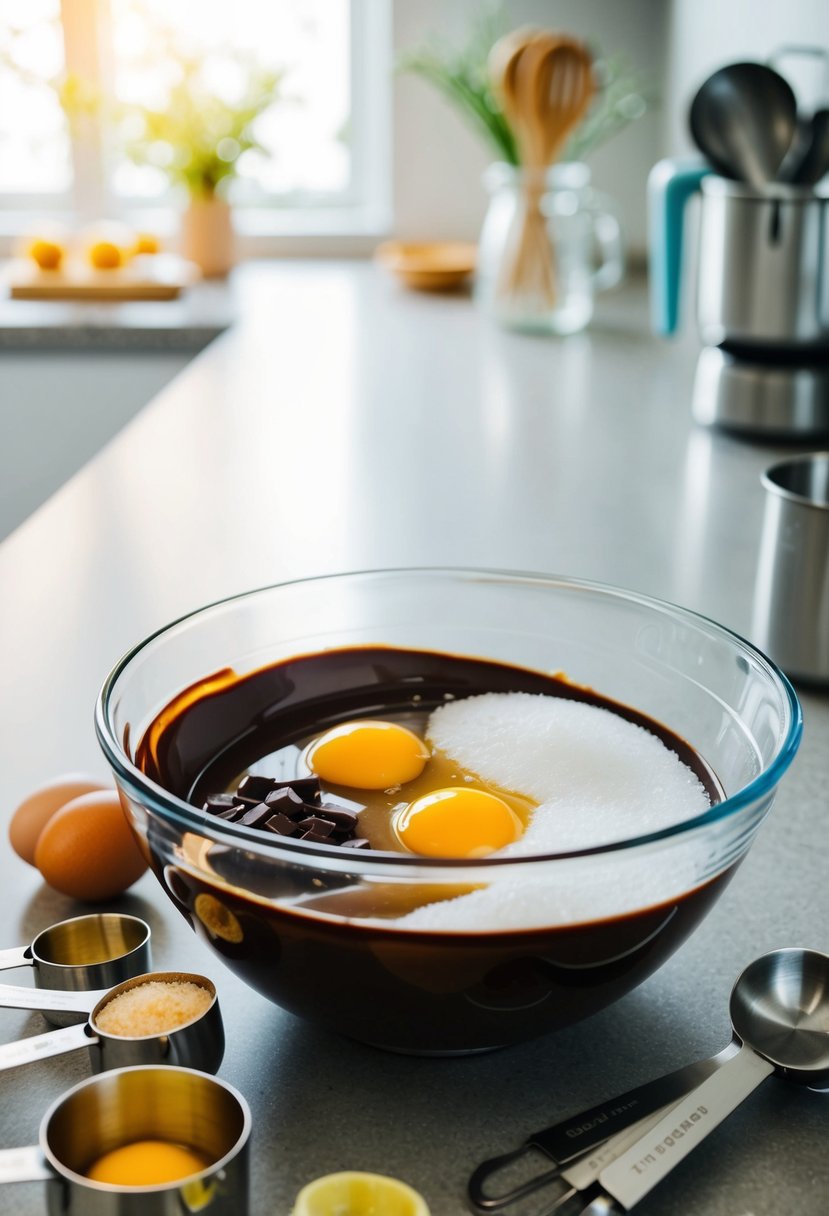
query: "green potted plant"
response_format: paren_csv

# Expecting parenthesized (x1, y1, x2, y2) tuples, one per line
(114, 54, 283, 277)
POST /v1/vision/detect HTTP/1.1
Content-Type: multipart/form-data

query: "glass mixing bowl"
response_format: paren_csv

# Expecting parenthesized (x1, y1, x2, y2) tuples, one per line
(95, 570, 801, 1055)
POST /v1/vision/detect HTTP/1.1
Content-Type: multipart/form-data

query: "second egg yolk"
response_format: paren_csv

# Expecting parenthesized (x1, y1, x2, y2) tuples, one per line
(394, 787, 523, 858)
(86, 1139, 210, 1186)
(306, 720, 429, 790)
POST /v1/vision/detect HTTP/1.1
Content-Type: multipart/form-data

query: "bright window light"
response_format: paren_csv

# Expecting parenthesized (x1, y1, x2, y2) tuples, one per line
(0, 0, 71, 195)
(0, 0, 388, 236)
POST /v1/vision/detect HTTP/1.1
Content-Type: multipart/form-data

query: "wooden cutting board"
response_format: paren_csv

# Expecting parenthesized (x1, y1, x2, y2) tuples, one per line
(6, 254, 200, 301)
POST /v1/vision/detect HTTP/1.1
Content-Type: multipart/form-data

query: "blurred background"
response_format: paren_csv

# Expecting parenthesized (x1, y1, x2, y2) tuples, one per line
(2, 0, 827, 260)
(0, 0, 827, 540)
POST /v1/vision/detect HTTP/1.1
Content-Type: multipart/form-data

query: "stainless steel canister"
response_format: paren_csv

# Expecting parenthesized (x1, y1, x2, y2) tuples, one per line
(753, 453, 829, 683)
(696, 177, 829, 349)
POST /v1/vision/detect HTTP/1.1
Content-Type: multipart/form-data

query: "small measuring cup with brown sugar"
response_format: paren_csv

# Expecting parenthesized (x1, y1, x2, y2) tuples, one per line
(0, 912, 151, 1027)
(0, 971, 224, 1075)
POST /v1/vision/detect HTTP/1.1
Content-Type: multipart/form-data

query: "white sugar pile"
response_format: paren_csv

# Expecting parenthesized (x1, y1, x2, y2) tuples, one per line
(426, 691, 710, 855)
(389, 692, 712, 932)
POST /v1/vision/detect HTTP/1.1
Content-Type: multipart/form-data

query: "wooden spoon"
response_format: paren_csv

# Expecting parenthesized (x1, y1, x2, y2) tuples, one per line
(489, 31, 595, 310)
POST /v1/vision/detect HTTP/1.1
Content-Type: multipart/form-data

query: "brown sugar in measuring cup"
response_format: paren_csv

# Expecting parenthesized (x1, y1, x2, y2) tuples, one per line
(0, 971, 224, 1075)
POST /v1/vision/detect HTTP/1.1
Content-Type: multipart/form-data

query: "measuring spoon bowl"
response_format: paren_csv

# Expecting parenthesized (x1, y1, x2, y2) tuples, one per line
(0, 913, 151, 1027)
(0, 1064, 250, 1215)
(0, 971, 224, 1076)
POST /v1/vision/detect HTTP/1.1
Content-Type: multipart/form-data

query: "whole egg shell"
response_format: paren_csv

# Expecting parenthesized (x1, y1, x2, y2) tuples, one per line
(33, 789, 148, 902)
(9, 774, 110, 865)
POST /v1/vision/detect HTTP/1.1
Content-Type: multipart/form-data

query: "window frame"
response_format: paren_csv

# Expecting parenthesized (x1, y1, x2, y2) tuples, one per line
(0, 0, 392, 256)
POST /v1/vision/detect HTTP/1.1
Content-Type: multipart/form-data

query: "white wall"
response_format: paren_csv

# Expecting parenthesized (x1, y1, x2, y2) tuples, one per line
(392, 0, 666, 256)
(665, 0, 829, 155)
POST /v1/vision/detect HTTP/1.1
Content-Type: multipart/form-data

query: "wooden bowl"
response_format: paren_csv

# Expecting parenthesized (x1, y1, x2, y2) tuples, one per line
(375, 241, 477, 292)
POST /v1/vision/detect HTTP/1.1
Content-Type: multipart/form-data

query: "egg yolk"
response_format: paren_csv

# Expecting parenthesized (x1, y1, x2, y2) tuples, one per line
(86, 1139, 211, 1186)
(306, 720, 429, 790)
(394, 787, 523, 858)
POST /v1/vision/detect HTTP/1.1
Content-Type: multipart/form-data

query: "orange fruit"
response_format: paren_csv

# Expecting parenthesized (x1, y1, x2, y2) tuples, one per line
(133, 232, 160, 255)
(88, 240, 126, 270)
(28, 239, 64, 271)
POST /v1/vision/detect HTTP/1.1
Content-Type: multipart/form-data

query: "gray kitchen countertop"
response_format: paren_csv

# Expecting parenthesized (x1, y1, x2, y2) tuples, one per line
(0, 261, 826, 1215)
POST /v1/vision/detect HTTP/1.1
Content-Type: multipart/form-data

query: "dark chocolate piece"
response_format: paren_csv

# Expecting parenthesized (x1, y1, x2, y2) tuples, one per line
(341, 838, 370, 849)
(236, 774, 279, 802)
(264, 812, 299, 837)
(264, 787, 305, 815)
(297, 816, 336, 838)
(238, 802, 277, 829)
(301, 829, 336, 844)
(316, 805, 359, 829)
(203, 793, 240, 813)
(284, 777, 322, 803)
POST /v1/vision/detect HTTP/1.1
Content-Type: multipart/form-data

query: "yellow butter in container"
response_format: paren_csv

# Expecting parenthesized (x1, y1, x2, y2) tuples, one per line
(294, 1172, 429, 1216)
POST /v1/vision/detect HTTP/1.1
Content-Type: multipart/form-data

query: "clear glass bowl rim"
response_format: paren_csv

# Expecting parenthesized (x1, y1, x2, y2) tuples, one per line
(94, 567, 803, 870)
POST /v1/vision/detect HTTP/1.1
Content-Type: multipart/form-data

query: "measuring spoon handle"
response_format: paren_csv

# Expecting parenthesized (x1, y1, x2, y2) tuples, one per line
(593, 1046, 774, 1210)
(0, 947, 32, 971)
(0, 1022, 93, 1071)
(0, 983, 104, 1013)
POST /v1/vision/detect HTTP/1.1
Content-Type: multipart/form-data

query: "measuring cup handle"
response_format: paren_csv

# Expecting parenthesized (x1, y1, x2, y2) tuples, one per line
(0, 947, 32, 971)
(0, 1145, 52, 1184)
(0, 983, 102, 1013)
(0, 1022, 93, 1071)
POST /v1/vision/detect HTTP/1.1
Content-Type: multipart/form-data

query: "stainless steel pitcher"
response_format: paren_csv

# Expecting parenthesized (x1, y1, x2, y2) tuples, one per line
(648, 160, 829, 350)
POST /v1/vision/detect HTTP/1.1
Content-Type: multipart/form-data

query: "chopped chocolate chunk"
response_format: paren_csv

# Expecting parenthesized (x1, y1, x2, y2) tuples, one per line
(237, 802, 277, 829)
(297, 816, 336, 838)
(203, 776, 369, 851)
(301, 829, 336, 844)
(316, 805, 359, 829)
(264, 812, 299, 837)
(236, 775, 279, 803)
(264, 787, 305, 816)
(284, 777, 322, 803)
(203, 793, 240, 813)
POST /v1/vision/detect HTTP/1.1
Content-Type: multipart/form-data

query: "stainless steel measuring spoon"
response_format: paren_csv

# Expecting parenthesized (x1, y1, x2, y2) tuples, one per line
(0, 971, 224, 1075)
(0, 1064, 250, 1215)
(0, 912, 151, 1027)
(466, 1043, 739, 1214)
(579, 947, 829, 1214)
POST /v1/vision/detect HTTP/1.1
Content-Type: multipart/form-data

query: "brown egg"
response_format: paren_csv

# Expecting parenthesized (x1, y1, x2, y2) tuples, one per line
(9, 774, 109, 865)
(34, 790, 148, 902)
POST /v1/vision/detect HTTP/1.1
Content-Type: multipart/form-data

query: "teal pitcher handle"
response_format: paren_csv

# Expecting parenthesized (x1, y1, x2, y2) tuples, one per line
(647, 159, 711, 335)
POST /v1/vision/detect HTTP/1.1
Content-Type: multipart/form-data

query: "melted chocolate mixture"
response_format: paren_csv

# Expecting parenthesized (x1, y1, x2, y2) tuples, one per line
(136, 646, 731, 1053)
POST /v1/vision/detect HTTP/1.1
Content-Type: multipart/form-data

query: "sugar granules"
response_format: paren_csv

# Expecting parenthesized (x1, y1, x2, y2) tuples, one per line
(96, 980, 212, 1038)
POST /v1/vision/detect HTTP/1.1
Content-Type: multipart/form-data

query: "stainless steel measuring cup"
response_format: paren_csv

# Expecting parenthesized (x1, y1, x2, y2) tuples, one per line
(0, 1064, 250, 1214)
(753, 453, 829, 685)
(580, 947, 829, 1213)
(0, 971, 224, 1075)
(0, 913, 151, 1027)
